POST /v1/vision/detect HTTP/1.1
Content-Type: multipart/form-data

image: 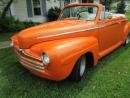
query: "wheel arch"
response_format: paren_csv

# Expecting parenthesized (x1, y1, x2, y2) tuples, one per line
(124, 22, 130, 39)
(85, 52, 94, 67)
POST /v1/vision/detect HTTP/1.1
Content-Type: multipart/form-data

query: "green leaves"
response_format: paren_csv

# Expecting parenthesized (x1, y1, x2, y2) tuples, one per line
(47, 7, 61, 21)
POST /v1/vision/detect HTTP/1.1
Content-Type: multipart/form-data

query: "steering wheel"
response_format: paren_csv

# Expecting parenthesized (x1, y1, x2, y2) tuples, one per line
(76, 11, 89, 20)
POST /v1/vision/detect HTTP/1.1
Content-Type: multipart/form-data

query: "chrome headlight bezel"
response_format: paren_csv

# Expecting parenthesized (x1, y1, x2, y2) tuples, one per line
(41, 53, 50, 65)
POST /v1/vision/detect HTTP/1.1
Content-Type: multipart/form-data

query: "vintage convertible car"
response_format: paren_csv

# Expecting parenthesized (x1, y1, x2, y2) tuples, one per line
(11, 3, 130, 81)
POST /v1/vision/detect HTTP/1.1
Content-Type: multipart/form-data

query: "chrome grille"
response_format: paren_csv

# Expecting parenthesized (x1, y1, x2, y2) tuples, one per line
(14, 48, 44, 73)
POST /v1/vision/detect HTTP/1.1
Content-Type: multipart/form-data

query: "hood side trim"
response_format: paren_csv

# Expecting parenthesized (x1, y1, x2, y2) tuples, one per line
(37, 26, 99, 39)
(37, 22, 119, 39)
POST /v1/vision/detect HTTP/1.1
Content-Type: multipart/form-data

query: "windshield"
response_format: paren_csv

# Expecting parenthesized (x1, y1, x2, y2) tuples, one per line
(60, 5, 98, 20)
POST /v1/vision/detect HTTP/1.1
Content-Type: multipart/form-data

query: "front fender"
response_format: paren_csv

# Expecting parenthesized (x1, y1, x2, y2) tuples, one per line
(54, 37, 99, 66)
(30, 37, 99, 80)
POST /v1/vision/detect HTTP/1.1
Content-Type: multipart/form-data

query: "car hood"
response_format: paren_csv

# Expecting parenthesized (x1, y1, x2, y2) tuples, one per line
(14, 20, 95, 49)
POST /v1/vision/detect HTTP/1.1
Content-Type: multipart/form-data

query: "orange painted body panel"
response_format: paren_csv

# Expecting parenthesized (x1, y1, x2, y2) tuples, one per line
(11, 3, 130, 81)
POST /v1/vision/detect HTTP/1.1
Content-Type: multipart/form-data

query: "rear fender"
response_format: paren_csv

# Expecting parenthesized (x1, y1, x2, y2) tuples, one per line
(124, 22, 130, 41)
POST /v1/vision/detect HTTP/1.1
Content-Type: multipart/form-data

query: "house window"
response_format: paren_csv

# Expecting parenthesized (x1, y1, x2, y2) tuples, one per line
(32, 0, 42, 16)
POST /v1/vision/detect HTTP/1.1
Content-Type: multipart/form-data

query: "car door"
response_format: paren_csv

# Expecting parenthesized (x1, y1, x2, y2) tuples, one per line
(98, 18, 122, 57)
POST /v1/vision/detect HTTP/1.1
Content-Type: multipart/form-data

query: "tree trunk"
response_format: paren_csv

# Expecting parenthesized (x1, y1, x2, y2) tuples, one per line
(1, 0, 13, 18)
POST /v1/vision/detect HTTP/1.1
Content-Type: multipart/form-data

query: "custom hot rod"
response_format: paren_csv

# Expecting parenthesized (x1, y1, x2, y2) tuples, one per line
(11, 3, 130, 81)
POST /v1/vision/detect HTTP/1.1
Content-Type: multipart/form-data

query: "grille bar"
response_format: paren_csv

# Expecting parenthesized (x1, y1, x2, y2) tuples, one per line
(18, 54, 44, 67)
(20, 61, 44, 73)
(16, 48, 42, 62)
(14, 47, 45, 73)
(20, 58, 44, 69)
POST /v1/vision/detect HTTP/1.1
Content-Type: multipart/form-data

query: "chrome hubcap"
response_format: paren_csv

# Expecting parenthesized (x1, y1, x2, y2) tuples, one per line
(126, 36, 130, 44)
(80, 56, 86, 77)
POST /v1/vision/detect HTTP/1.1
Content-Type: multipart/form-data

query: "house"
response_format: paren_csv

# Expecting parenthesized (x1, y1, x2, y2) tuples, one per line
(125, 0, 130, 12)
(8, 0, 99, 22)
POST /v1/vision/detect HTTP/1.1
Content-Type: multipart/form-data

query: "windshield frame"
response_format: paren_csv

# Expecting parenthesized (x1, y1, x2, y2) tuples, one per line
(58, 3, 100, 21)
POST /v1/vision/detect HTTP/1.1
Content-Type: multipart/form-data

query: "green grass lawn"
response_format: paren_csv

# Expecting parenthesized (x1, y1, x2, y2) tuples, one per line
(0, 46, 130, 98)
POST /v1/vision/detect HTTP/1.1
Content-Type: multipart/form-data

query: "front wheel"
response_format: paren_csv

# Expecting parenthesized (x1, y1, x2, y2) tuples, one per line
(69, 55, 86, 81)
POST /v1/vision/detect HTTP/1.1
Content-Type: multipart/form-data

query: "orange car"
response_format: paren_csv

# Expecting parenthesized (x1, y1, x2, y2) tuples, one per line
(11, 3, 130, 81)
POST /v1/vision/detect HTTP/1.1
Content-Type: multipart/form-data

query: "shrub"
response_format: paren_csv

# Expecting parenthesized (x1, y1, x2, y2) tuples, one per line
(47, 7, 61, 21)
(116, 0, 126, 14)
(0, 17, 16, 32)
(0, 17, 39, 33)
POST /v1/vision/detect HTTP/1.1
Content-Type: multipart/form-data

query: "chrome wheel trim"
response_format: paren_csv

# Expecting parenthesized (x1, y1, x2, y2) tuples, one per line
(126, 35, 130, 44)
(79, 56, 86, 77)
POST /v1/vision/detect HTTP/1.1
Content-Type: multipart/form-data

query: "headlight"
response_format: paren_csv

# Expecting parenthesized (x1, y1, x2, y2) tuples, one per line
(41, 53, 50, 65)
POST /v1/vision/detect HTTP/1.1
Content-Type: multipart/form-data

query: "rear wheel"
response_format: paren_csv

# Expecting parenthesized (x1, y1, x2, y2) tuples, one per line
(69, 55, 86, 81)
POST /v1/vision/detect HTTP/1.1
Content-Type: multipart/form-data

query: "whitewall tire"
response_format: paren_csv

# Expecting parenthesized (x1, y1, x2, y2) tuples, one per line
(69, 55, 86, 81)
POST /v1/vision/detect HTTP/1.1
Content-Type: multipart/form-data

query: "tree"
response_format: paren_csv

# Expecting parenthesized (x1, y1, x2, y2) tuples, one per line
(88, 0, 94, 3)
(82, 0, 94, 3)
(0, 0, 14, 18)
(116, 0, 126, 14)
(100, 0, 112, 11)
(47, 7, 61, 21)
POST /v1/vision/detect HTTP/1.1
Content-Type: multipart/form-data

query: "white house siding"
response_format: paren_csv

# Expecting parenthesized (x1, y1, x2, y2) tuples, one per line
(11, 0, 47, 22)
(11, 0, 28, 21)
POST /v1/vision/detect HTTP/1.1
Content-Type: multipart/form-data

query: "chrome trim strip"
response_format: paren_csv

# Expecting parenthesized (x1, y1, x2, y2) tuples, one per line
(17, 49, 42, 62)
(37, 22, 119, 39)
(20, 56, 44, 67)
(37, 26, 100, 39)
(100, 22, 118, 28)
(20, 61, 44, 73)
(20, 59, 44, 70)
